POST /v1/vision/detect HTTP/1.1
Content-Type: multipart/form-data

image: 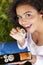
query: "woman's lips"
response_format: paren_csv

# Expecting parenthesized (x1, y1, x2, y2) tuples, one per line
(25, 24, 32, 29)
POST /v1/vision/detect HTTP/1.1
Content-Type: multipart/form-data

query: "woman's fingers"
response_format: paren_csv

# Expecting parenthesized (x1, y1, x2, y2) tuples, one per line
(16, 27, 21, 31)
(10, 33, 16, 39)
(9, 27, 26, 42)
(10, 28, 18, 33)
(10, 28, 18, 38)
(10, 27, 21, 35)
(10, 28, 18, 40)
(27, 55, 37, 64)
(9, 60, 27, 65)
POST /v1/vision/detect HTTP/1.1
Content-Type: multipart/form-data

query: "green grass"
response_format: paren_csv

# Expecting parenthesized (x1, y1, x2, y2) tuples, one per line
(0, 0, 16, 43)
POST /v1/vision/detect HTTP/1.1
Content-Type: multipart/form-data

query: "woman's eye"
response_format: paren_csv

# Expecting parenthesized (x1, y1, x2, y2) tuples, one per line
(17, 16, 22, 20)
(26, 14, 31, 18)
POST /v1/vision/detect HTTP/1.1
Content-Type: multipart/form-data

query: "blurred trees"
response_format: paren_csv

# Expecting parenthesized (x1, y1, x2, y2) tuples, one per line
(0, 0, 15, 42)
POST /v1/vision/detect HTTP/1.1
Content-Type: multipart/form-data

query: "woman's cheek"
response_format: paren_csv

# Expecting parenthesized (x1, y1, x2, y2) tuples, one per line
(26, 24, 37, 33)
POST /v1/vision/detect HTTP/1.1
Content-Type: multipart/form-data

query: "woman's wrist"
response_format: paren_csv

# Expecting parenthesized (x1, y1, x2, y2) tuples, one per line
(17, 38, 27, 50)
(17, 39, 25, 47)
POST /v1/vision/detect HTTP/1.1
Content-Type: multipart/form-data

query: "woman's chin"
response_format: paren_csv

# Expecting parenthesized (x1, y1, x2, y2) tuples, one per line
(27, 29, 35, 34)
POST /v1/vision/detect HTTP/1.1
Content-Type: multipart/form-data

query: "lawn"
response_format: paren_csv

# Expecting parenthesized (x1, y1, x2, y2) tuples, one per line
(0, 0, 15, 43)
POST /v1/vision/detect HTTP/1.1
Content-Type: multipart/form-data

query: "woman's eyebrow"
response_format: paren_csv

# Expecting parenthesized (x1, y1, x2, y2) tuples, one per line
(24, 11, 31, 14)
(17, 11, 31, 17)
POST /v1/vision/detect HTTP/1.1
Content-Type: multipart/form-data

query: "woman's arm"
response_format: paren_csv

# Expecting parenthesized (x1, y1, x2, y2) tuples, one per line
(17, 38, 27, 49)
(28, 55, 43, 65)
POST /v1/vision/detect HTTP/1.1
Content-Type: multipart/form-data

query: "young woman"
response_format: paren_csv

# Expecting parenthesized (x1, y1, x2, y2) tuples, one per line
(8, 0, 43, 65)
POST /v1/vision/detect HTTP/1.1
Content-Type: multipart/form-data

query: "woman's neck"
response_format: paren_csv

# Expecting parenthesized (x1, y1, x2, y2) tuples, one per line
(37, 20, 43, 34)
(32, 31, 43, 46)
(32, 20, 43, 46)
(37, 32, 43, 46)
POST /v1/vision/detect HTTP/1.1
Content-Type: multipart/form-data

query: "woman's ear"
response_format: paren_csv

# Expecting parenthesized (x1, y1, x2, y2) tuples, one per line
(40, 10, 43, 18)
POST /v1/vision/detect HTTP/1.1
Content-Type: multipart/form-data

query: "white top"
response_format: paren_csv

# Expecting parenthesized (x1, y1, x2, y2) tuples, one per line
(18, 33, 43, 65)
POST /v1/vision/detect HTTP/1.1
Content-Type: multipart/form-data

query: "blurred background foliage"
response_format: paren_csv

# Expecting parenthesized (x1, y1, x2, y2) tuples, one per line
(0, 0, 16, 43)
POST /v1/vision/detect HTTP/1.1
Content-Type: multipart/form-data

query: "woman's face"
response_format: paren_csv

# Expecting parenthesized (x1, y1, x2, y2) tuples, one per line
(16, 5, 42, 33)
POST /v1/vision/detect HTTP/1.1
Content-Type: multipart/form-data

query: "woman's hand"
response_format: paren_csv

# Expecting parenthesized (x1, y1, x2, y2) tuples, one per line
(10, 27, 26, 46)
(10, 27, 25, 41)
(9, 60, 27, 65)
(28, 55, 37, 64)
